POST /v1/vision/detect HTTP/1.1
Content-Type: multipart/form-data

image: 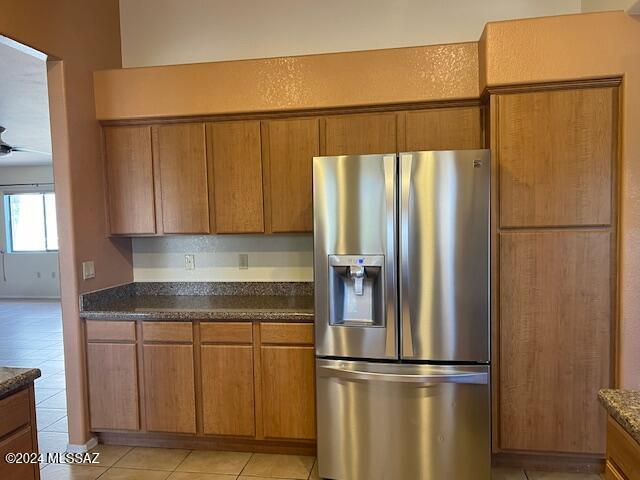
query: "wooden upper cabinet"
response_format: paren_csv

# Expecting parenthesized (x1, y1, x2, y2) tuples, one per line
(497, 87, 615, 227)
(323, 112, 397, 156)
(208, 121, 264, 233)
(264, 118, 319, 233)
(104, 126, 156, 235)
(499, 231, 611, 454)
(403, 106, 482, 151)
(157, 123, 210, 234)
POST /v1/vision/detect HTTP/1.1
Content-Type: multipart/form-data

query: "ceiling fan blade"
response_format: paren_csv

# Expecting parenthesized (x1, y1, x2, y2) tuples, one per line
(11, 147, 51, 156)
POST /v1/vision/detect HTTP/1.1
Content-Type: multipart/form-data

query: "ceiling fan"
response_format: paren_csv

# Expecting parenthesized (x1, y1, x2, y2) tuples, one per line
(0, 126, 50, 157)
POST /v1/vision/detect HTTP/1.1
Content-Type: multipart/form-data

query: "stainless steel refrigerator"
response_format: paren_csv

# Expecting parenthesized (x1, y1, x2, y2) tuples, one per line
(313, 150, 491, 480)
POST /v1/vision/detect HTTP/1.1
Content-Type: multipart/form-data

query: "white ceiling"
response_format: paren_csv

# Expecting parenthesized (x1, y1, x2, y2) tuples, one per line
(0, 38, 51, 167)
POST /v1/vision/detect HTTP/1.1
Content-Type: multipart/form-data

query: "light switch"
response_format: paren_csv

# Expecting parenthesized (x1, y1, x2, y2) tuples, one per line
(185, 254, 195, 270)
(82, 261, 95, 280)
(238, 253, 249, 270)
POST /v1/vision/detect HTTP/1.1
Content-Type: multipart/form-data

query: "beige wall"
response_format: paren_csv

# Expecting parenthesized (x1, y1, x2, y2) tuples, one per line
(94, 42, 480, 120)
(119, 0, 581, 67)
(1, 0, 129, 446)
(480, 11, 640, 388)
(581, 0, 637, 11)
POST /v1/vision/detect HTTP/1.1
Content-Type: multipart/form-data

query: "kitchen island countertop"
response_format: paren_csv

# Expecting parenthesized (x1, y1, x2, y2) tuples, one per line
(599, 389, 640, 444)
(0, 367, 41, 398)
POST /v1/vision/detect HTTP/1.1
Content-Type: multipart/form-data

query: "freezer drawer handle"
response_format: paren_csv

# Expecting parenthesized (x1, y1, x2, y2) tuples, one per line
(318, 365, 488, 384)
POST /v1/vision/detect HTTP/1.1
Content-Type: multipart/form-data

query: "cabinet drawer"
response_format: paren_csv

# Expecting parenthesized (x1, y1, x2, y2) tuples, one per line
(201, 322, 253, 344)
(0, 426, 37, 480)
(261, 323, 314, 345)
(143, 322, 193, 343)
(0, 388, 31, 439)
(86, 321, 136, 342)
(607, 417, 640, 480)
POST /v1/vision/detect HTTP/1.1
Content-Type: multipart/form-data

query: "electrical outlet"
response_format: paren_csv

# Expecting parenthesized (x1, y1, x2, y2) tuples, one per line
(36, 272, 41, 278)
(238, 253, 249, 270)
(185, 254, 195, 270)
(51, 272, 56, 279)
(82, 261, 95, 280)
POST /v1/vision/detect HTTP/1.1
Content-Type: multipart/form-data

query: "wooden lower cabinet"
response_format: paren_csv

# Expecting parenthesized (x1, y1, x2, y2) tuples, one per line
(86, 320, 315, 450)
(261, 345, 316, 440)
(201, 345, 255, 436)
(86, 342, 139, 431)
(143, 344, 196, 434)
(0, 386, 39, 480)
(605, 416, 640, 480)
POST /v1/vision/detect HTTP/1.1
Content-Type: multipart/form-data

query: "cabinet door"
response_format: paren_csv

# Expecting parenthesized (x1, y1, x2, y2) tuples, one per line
(201, 345, 255, 436)
(261, 346, 315, 440)
(143, 344, 196, 433)
(324, 113, 396, 156)
(499, 231, 610, 454)
(497, 87, 614, 227)
(0, 427, 38, 480)
(157, 123, 210, 233)
(404, 106, 482, 151)
(265, 118, 318, 233)
(104, 126, 156, 235)
(209, 121, 264, 233)
(87, 343, 139, 431)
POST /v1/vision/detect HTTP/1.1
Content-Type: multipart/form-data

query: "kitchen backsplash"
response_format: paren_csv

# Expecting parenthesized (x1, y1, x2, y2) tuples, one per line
(132, 234, 313, 282)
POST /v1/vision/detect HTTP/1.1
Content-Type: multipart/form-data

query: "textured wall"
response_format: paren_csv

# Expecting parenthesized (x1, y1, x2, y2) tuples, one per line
(480, 11, 640, 388)
(95, 42, 480, 120)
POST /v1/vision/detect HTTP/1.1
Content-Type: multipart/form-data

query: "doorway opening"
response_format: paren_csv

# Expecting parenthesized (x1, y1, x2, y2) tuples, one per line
(0, 35, 67, 451)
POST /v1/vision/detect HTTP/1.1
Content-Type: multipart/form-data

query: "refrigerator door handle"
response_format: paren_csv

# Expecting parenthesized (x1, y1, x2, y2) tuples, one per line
(400, 153, 413, 356)
(317, 364, 488, 385)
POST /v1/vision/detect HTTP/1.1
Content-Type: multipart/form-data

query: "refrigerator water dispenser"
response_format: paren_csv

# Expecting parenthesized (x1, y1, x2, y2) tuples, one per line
(328, 255, 385, 326)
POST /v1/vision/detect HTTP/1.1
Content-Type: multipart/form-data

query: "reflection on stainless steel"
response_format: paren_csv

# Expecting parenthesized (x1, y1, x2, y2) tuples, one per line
(313, 154, 397, 359)
(316, 359, 490, 480)
(401, 151, 490, 361)
(313, 150, 491, 480)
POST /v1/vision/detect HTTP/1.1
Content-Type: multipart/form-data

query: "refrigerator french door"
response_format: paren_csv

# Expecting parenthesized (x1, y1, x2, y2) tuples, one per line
(313, 150, 491, 480)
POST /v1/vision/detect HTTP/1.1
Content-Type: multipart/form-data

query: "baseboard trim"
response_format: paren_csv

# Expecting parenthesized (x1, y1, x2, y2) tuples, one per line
(96, 431, 316, 456)
(67, 436, 98, 453)
(492, 451, 605, 473)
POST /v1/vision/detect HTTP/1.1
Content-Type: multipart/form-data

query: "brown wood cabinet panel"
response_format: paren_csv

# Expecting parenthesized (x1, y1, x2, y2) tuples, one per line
(201, 345, 255, 436)
(260, 323, 314, 345)
(209, 121, 264, 233)
(143, 322, 193, 343)
(404, 106, 482, 151)
(104, 126, 156, 235)
(0, 388, 30, 438)
(86, 321, 136, 342)
(143, 344, 196, 434)
(324, 113, 396, 156)
(0, 427, 38, 480)
(499, 231, 611, 454)
(157, 123, 210, 233)
(607, 416, 640, 479)
(265, 118, 319, 232)
(200, 322, 253, 344)
(497, 87, 615, 227)
(261, 346, 315, 440)
(87, 343, 139, 431)
(605, 461, 626, 480)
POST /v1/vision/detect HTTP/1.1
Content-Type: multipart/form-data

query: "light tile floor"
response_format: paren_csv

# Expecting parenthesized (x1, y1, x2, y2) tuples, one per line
(1, 301, 604, 480)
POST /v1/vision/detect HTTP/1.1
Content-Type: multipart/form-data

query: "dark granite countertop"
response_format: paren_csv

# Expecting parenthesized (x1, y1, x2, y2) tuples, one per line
(599, 389, 640, 444)
(79, 282, 314, 322)
(0, 367, 41, 398)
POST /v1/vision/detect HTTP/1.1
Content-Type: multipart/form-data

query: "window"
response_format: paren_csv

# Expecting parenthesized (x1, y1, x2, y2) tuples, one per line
(5, 192, 58, 252)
